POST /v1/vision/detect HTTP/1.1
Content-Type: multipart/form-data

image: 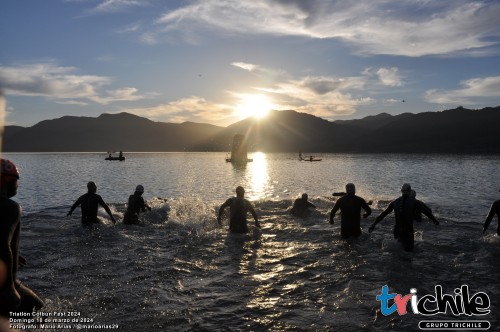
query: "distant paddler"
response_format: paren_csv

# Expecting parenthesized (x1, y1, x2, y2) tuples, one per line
(67, 181, 116, 225)
(217, 186, 260, 233)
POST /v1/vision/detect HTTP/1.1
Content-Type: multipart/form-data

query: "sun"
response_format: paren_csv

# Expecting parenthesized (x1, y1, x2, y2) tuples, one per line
(236, 94, 273, 119)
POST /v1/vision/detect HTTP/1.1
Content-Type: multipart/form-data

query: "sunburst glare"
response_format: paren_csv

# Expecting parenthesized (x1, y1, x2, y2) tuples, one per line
(236, 94, 273, 119)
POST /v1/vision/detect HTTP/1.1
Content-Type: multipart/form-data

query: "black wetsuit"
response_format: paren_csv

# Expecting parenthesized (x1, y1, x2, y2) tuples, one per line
(0, 197, 44, 315)
(69, 193, 109, 225)
(376, 196, 437, 251)
(330, 194, 372, 238)
(485, 200, 500, 235)
(221, 197, 254, 233)
(413, 199, 433, 222)
(123, 193, 147, 224)
(291, 198, 316, 217)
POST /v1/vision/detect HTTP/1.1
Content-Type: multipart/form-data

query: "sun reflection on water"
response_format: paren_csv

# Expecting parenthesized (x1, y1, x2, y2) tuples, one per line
(246, 152, 271, 201)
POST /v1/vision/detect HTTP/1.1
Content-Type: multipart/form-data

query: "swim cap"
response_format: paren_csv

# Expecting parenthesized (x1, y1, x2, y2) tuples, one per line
(0, 159, 19, 186)
(135, 185, 144, 193)
(401, 183, 411, 194)
(236, 186, 245, 195)
(302, 193, 308, 199)
(346, 183, 356, 194)
(87, 181, 97, 190)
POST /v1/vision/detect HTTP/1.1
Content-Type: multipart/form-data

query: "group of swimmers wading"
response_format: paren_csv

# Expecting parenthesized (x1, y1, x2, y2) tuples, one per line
(289, 182, 439, 252)
(1, 157, 500, 316)
(67, 182, 151, 225)
(217, 182, 499, 256)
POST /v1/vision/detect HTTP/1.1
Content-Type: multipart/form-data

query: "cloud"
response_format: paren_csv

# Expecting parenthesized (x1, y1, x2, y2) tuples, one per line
(92, 87, 146, 104)
(120, 61, 397, 124)
(248, 75, 372, 118)
(121, 96, 235, 123)
(0, 63, 147, 105)
(156, 0, 500, 57)
(258, 76, 373, 118)
(425, 76, 500, 104)
(55, 100, 89, 106)
(232, 62, 388, 118)
(231, 62, 286, 79)
(375, 68, 404, 87)
(87, 0, 145, 14)
(115, 22, 142, 34)
(139, 32, 159, 45)
(232, 62, 258, 72)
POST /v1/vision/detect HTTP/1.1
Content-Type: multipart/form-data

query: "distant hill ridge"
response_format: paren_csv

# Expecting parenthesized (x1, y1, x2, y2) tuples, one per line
(3, 106, 500, 153)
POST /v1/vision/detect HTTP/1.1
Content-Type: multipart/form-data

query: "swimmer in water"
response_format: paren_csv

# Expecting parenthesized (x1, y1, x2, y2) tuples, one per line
(123, 185, 151, 224)
(483, 189, 500, 235)
(67, 181, 116, 225)
(290, 193, 316, 217)
(217, 186, 260, 233)
(329, 183, 372, 238)
(369, 183, 439, 252)
(409, 189, 434, 223)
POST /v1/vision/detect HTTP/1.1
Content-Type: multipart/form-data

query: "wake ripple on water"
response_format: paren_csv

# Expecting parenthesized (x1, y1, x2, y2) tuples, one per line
(14, 197, 500, 331)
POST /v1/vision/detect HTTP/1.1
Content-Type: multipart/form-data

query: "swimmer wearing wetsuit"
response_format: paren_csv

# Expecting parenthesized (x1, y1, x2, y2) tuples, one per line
(0, 159, 44, 316)
(369, 183, 439, 252)
(409, 190, 433, 223)
(330, 183, 372, 238)
(291, 193, 316, 217)
(67, 181, 116, 225)
(217, 186, 260, 233)
(483, 190, 500, 235)
(123, 185, 151, 224)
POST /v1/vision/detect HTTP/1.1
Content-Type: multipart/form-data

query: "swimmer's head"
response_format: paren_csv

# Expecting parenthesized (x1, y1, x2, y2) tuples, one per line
(87, 181, 97, 193)
(135, 185, 144, 193)
(410, 189, 416, 199)
(302, 193, 308, 200)
(236, 186, 245, 197)
(346, 183, 356, 195)
(401, 183, 411, 195)
(0, 159, 19, 198)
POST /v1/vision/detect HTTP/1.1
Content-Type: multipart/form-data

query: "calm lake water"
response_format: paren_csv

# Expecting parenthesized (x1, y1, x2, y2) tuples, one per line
(2, 152, 500, 331)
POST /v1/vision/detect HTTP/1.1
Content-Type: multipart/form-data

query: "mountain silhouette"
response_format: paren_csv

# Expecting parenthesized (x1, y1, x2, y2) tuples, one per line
(3, 112, 222, 152)
(2, 106, 499, 153)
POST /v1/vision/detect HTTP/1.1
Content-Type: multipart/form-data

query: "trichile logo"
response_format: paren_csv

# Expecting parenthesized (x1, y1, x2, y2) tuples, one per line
(376, 285, 491, 330)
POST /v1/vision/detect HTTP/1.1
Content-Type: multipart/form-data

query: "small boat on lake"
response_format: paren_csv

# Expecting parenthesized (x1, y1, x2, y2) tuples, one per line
(105, 156, 125, 161)
(105, 151, 125, 161)
(299, 152, 322, 162)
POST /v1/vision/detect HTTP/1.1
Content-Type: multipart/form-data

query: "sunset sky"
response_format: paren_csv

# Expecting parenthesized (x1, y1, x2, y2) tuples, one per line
(1, 0, 500, 127)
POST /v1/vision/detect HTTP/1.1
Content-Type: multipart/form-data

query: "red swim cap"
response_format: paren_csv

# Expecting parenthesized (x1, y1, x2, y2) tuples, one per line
(0, 159, 19, 186)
